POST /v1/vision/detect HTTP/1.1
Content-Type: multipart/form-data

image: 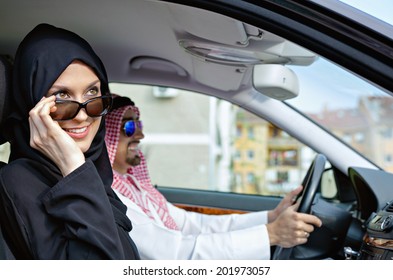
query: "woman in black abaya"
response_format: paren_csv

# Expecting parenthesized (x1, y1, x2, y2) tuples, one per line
(0, 23, 140, 259)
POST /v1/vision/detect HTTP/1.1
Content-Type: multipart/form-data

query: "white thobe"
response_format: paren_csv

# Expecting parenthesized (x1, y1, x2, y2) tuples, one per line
(114, 189, 271, 260)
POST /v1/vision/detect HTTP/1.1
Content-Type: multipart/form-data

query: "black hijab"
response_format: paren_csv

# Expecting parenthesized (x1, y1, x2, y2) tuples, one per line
(4, 23, 132, 232)
(7, 23, 109, 164)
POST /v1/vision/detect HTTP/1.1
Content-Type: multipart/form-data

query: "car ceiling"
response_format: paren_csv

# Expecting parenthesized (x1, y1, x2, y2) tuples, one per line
(2, 0, 393, 95)
(1, 1, 247, 89)
(0, 0, 327, 95)
(0, 1, 181, 80)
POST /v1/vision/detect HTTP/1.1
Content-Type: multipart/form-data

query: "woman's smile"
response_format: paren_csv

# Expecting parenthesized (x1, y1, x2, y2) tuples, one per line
(63, 125, 90, 139)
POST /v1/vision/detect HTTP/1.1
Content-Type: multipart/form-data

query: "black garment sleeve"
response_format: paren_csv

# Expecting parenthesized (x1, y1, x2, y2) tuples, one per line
(0, 160, 133, 259)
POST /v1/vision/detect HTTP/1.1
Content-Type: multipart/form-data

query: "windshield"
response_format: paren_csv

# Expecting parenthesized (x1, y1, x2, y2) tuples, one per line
(286, 56, 393, 172)
(285, 2, 393, 172)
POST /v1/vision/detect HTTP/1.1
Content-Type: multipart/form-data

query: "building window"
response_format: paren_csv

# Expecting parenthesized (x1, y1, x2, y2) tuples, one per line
(268, 149, 298, 166)
(236, 125, 242, 137)
(272, 127, 279, 137)
(282, 150, 298, 166)
(248, 127, 254, 139)
(247, 173, 255, 184)
(277, 171, 289, 183)
(247, 150, 254, 160)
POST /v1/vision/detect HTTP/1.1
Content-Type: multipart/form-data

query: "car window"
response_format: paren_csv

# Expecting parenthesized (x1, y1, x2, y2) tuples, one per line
(285, 56, 393, 172)
(110, 83, 318, 196)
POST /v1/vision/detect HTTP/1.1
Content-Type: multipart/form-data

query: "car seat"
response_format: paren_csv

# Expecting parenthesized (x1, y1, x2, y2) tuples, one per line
(0, 54, 16, 259)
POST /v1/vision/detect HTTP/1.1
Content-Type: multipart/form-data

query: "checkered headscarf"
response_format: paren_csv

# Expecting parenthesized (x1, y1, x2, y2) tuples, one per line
(105, 103, 179, 230)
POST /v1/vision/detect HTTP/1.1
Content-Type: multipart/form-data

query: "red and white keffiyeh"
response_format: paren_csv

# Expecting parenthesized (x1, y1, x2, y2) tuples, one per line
(105, 104, 179, 230)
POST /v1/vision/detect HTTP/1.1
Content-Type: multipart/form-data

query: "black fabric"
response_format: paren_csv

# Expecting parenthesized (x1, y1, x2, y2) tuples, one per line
(0, 161, 15, 260)
(0, 23, 140, 259)
(0, 55, 14, 258)
(0, 224, 15, 260)
(0, 55, 12, 145)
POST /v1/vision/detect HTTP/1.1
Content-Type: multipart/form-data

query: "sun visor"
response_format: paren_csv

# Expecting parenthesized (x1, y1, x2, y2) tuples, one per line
(168, 4, 255, 46)
(191, 57, 247, 91)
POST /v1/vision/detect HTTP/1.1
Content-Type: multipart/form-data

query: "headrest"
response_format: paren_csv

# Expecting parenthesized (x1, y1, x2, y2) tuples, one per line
(0, 55, 12, 145)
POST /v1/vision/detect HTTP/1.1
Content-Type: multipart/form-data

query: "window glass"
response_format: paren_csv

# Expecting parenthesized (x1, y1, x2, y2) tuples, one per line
(111, 83, 316, 196)
(339, 0, 393, 26)
(286, 56, 393, 172)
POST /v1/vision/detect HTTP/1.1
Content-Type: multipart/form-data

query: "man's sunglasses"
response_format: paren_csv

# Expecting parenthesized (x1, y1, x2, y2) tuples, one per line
(123, 120, 143, 137)
(50, 95, 113, 121)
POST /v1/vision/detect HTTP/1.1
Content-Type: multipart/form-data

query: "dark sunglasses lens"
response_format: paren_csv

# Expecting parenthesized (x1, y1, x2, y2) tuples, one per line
(124, 121, 136, 137)
(85, 98, 105, 117)
(86, 96, 112, 117)
(51, 101, 79, 120)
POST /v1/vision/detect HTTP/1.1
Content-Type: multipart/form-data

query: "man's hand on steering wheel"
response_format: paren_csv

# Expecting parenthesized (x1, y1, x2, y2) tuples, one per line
(266, 202, 322, 248)
(268, 185, 303, 223)
(271, 153, 327, 259)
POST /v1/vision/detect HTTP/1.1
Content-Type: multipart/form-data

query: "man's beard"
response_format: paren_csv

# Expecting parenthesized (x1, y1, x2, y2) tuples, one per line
(126, 154, 141, 166)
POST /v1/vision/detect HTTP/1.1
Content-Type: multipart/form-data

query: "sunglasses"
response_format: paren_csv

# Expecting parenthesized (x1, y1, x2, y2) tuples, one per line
(50, 95, 113, 121)
(123, 120, 143, 137)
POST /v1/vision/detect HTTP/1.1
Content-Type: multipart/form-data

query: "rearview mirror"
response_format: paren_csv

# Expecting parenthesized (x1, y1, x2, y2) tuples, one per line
(253, 64, 299, 100)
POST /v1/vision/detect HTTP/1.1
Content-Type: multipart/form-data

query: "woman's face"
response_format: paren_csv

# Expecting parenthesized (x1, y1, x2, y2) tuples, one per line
(47, 60, 102, 153)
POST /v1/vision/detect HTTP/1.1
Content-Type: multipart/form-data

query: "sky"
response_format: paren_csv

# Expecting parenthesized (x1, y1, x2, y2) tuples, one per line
(339, 0, 393, 25)
(286, 59, 382, 114)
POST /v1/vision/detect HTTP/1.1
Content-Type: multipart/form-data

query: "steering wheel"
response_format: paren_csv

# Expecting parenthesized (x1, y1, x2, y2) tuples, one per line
(272, 153, 327, 260)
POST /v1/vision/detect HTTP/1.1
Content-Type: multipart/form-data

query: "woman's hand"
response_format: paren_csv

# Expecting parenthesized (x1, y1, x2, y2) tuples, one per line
(29, 96, 85, 176)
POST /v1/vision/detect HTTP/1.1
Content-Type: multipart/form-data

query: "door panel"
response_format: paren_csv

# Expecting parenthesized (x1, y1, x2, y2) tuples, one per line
(158, 186, 281, 214)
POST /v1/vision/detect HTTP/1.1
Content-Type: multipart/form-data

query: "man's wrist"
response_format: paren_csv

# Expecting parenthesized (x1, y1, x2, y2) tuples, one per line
(266, 223, 278, 246)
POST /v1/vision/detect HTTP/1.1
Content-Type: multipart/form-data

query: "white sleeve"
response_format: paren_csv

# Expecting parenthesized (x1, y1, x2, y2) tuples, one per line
(167, 202, 269, 234)
(115, 190, 271, 260)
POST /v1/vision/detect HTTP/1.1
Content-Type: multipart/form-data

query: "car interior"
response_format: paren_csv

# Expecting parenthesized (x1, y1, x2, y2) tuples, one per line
(1, 0, 393, 260)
